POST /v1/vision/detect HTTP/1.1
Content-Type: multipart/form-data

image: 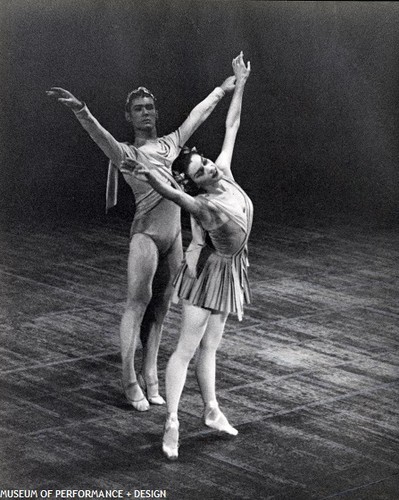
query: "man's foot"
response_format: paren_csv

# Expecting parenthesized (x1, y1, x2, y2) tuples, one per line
(123, 381, 150, 412)
(162, 415, 179, 460)
(138, 373, 166, 405)
(204, 402, 238, 436)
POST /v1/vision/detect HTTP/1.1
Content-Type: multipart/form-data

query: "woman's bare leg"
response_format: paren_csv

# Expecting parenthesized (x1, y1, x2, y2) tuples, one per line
(163, 303, 210, 459)
(196, 311, 238, 435)
(195, 311, 228, 403)
(165, 303, 210, 413)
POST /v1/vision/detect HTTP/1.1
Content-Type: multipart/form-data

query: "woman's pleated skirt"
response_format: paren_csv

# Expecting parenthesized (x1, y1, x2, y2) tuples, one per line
(172, 248, 251, 320)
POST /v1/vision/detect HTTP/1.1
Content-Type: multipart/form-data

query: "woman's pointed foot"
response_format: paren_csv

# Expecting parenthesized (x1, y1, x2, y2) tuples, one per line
(162, 415, 179, 460)
(204, 402, 238, 436)
(123, 381, 150, 412)
(138, 373, 166, 406)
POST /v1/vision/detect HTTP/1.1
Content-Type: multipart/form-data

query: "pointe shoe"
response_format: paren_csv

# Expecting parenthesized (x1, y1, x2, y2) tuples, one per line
(122, 381, 150, 412)
(162, 417, 179, 460)
(204, 403, 238, 436)
(138, 373, 166, 406)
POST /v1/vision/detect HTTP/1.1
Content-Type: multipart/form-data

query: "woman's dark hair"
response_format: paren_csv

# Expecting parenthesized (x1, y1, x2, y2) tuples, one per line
(172, 147, 202, 196)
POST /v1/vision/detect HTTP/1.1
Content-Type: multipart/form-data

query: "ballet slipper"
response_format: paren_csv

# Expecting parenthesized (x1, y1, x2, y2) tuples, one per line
(122, 381, 150, 412)
(162, 416, 179, 460)
(204, 402, 238, 436)
(138, 373, 166, 405)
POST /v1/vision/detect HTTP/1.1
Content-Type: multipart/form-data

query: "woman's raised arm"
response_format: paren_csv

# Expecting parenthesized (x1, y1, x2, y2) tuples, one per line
(215, 52, 251, 177)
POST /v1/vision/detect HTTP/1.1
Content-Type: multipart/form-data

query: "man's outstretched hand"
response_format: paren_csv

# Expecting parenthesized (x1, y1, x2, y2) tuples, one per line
(46, 87, 84, 111)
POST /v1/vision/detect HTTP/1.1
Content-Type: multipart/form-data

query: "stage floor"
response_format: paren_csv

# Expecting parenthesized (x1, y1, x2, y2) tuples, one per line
(0, 215, 398, 499)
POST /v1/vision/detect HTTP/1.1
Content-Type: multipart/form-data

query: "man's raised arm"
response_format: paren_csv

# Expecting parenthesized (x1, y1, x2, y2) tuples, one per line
(46, 87, 127, 167)
(176, 74, 236, 147)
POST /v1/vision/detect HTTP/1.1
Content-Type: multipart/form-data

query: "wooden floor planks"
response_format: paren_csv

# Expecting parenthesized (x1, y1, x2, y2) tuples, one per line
(0, 215, 398, 499)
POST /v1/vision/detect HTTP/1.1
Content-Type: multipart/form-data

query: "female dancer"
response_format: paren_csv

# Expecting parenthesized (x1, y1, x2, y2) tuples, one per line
(125, 52, 252, 459)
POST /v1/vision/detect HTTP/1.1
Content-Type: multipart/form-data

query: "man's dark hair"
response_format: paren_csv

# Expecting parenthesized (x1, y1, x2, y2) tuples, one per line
(125, 86, 157, 114)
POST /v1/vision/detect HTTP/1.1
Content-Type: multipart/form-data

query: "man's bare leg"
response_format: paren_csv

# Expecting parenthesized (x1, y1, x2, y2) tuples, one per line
(120, 233, 159, 411)
(140, 237, 183, 403)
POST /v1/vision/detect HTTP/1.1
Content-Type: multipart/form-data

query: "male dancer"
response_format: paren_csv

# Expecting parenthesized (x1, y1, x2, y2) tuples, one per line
(47, 69, 235, 411)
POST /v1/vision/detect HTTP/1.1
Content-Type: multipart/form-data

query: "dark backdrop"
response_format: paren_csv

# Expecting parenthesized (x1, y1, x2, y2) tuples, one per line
(2, 0, 399, 228)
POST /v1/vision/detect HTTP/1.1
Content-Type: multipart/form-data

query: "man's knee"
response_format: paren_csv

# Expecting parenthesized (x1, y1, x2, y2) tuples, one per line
(125, 293, 151, 316)
(127, 290, 153, 311)
(149, 290, 173, 321)
(141, 299, 169, 331)
(126, 272, 154, 308)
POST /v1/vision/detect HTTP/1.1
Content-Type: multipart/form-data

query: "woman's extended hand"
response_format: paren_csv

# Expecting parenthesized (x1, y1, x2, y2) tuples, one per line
(46, 87, 84, 111)
(121, 158, 152, 183)
(232, 51, 251, 83)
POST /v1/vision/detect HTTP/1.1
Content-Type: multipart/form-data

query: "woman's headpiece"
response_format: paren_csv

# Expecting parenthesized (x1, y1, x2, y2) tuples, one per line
(181, 146, 197, 155)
